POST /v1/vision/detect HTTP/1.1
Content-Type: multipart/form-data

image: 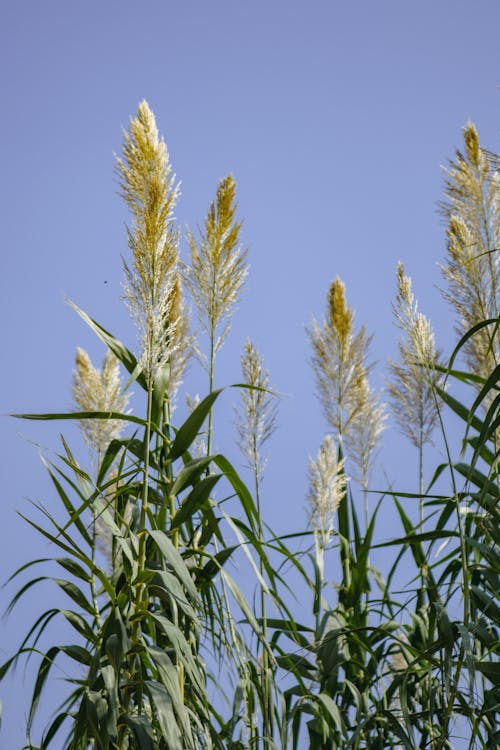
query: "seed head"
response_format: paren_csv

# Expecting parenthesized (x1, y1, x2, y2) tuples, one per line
(388, 263, 442, 449)
(72, 347, 130, 459)
(328, 278, 353, 349)
(307, 435, 348, 546)
(234, 338, 277, 477)
(439, 122, 499, 389)
(345, 371, 385, 489)
(464, 122, 480, 167)
(308, 277, 372, 443)
(117, 101, 190, 388)
(184, 174, 248, 361)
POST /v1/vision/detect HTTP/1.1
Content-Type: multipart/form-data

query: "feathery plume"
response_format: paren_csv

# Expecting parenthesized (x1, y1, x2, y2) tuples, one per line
(388, 262, 442, 451)
(184, 174, 248, 363)
(307, 435, 348, 547)
(73, 349, 132, 573)
(166, 275, 193, 406)
(307, 277, 371, 444)
(72, 347, 130, 459)
(234, 338, 277, 479)
(440, 123, 499, 385)
(116, 100, 191, 389)
(345, 372, 385, 491)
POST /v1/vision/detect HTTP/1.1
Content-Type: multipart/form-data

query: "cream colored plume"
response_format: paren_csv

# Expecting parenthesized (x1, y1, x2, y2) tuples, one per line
(388, 262, 442, 450)
(440, 122, 499, 388)
(117, 100, 191, 392)
(184, 174, 248, 362)
(308, 278, 383, 483)
(234, 338, 277, 478)
(307, 435, 348, 547)
(72, 347, 130, 459)
(345, 372, 385, 491)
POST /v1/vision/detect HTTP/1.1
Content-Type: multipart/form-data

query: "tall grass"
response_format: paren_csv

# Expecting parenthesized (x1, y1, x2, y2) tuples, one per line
(1, 103, 498, 749)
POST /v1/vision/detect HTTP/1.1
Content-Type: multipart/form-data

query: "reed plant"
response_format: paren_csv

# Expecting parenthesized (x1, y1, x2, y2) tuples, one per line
(1, 103, 498, 750)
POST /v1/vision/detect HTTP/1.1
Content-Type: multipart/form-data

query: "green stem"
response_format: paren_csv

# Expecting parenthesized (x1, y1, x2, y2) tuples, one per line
(362, 466, 370, 613)
(207, 323, 215, 458)
(137, 382, 154, 577)
(89, 509, 102, 630)
(254, 450, 272, 749)
(418, 430, 424, 532)
(121, 381, 153, 743)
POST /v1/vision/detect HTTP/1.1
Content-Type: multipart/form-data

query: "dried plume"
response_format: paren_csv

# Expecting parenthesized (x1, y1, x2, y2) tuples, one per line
(116, 100, 191, 390)
(307, 435, 349, 547)
(388, 263, 442, 449)
(72, 347, 130, 459)
(345, 372, 385, 490)
(184, 174, 248, 362)
(167, 274, 193, 406)
(234, 338, 277, 478)
(307, 277, 378, 451)
(72, 348, 131, 571)
(440, 123, 500, 386)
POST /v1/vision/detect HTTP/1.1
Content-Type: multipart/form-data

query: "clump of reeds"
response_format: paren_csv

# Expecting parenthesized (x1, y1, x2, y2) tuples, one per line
(4, 100, 499, 750)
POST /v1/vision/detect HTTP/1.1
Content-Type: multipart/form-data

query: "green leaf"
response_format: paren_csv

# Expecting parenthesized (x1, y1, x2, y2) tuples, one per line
(149, 569, 197, 619)
(276, 652, 316, 679)
(146, 681, 183, 750)
(60, 644, 92, 665)
(194, 547, 236, 586)
(56, 557, 90, 582)
(12, 409, 148, 429)
(149, 613, 205, 694)
(169, 457, 214, 497)
(148, 530, 199, 603)
(221, 568, 264, 643)
(212, 454, 258, 530)
(28, 646, 60, 730)
(124, 709, 157, 749)
(169, 390, 223, 460)
(62, 609, 97, 643)
(45, 465, 92, 546)
(54, 579, 95, 615)
(316, 692, 344, 733)
(5, 576, 48, 616)
(447, 318, 500, 375)
(151, 361, 171, 426)
(41, 712, 69, 749)
(171, 473, 221, 530)
(147, 646, 193, 741)
(67, 299, 147, 389)
(475, 659, 500, 683)
(435, 384, 485, 435)
(471, 585, 500, 625)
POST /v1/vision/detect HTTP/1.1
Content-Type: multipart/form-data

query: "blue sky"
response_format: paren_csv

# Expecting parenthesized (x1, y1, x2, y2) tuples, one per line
(1, 1, 499, 745)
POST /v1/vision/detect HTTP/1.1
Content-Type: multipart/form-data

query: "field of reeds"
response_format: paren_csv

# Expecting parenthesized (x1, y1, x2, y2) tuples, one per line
(1, 102, 498, 749)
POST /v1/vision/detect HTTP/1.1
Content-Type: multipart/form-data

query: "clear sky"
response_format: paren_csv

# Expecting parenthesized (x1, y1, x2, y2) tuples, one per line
(1, 1, 499, 745)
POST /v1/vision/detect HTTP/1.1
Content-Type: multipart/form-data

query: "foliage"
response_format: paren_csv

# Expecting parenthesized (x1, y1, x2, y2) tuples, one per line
(1, 104, 498, 749)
